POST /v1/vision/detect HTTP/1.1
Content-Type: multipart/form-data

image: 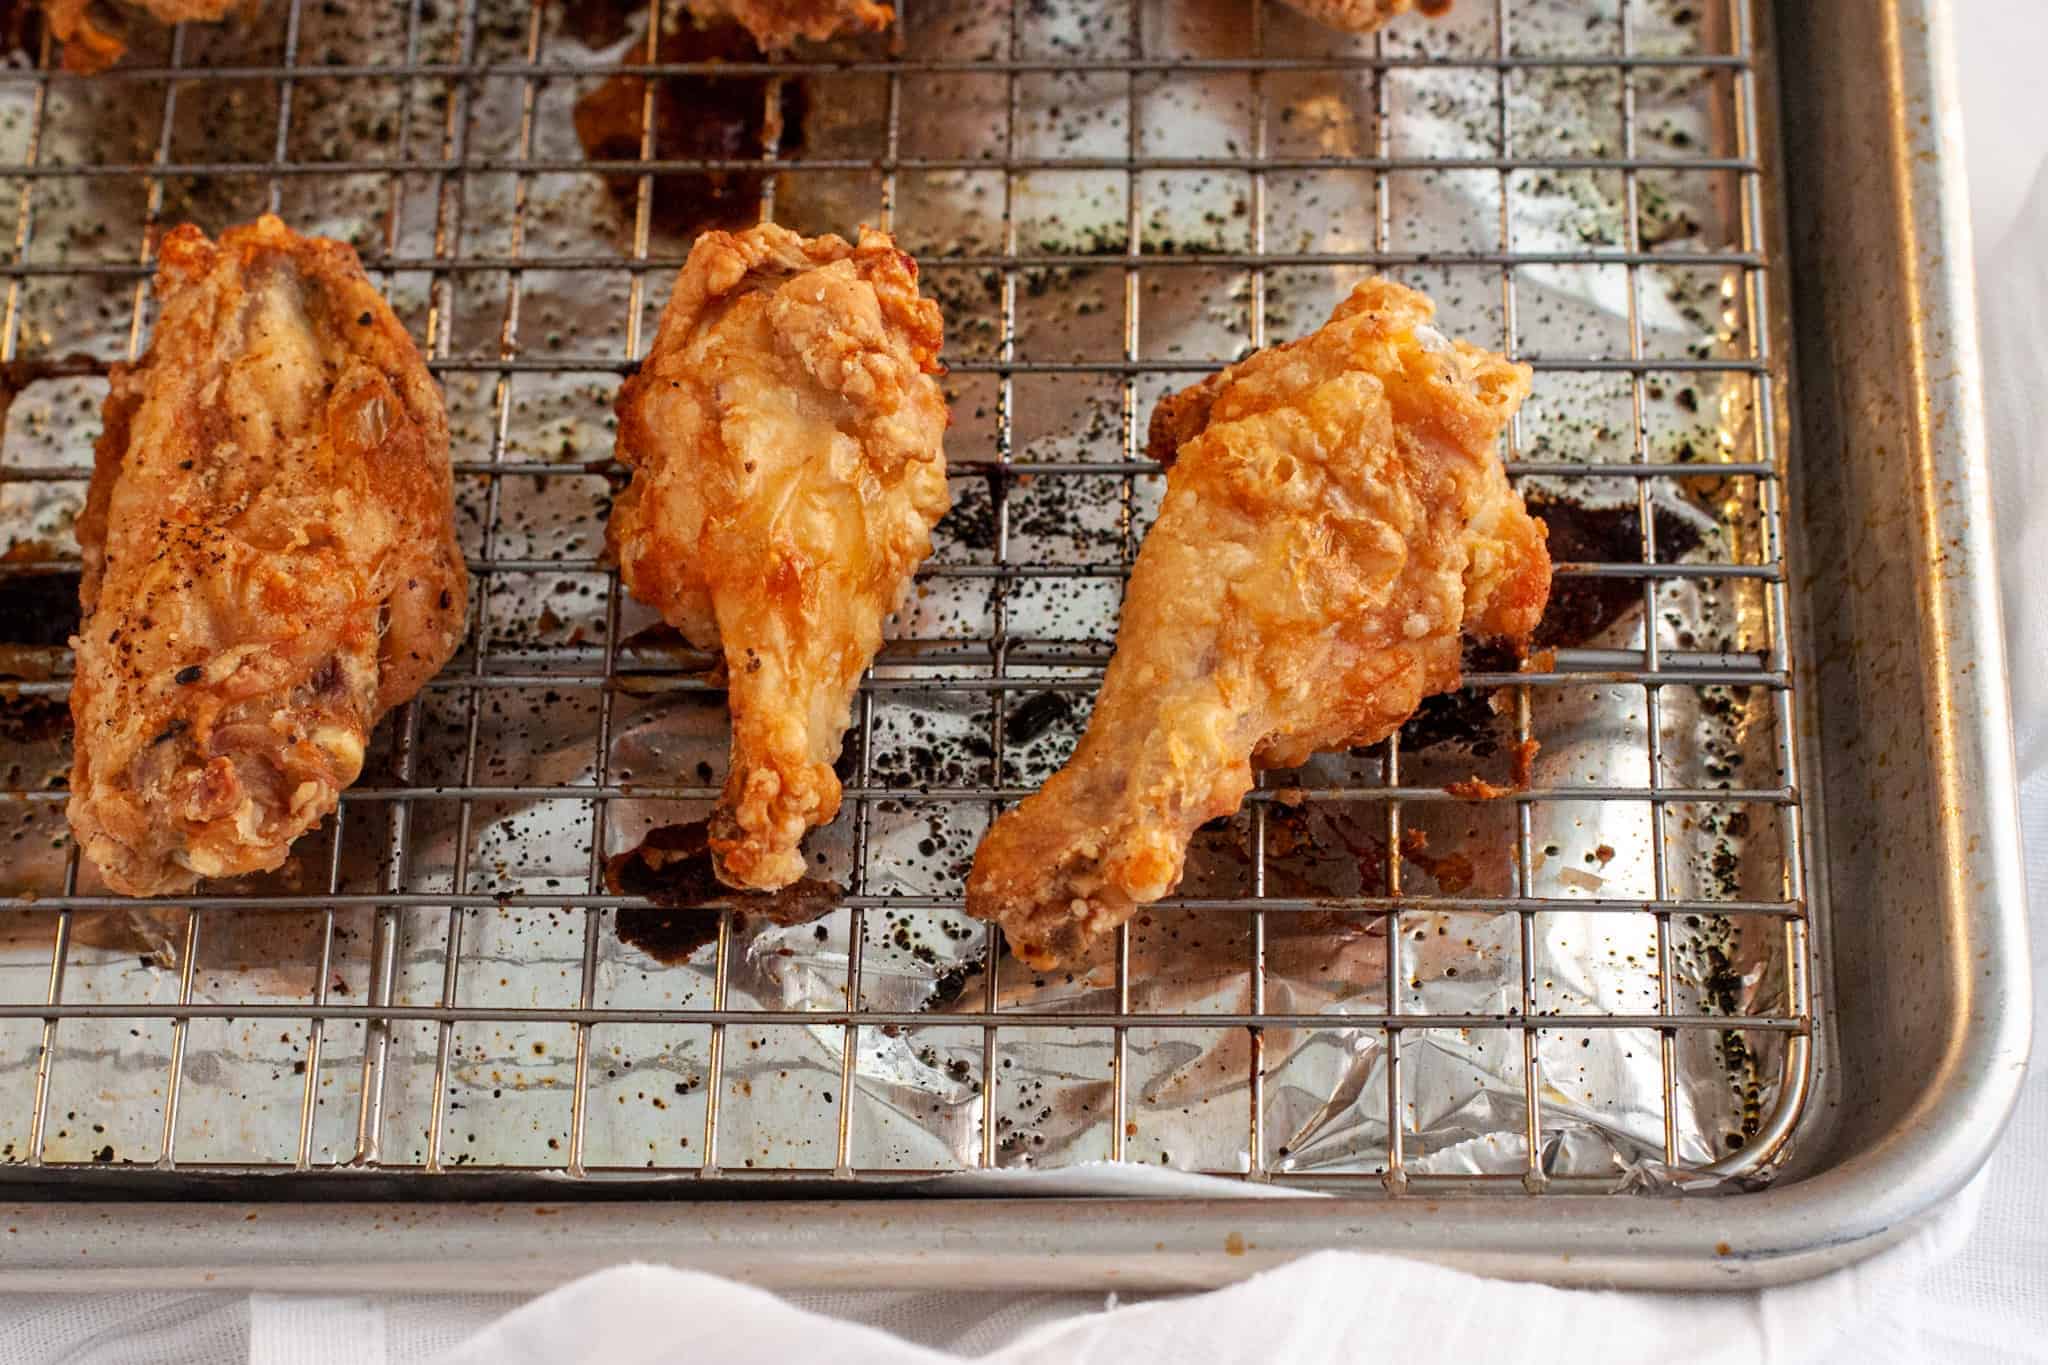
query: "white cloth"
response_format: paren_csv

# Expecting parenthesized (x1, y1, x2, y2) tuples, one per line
(6, 10, 2047, 1363)
(0, 1179, 1995, 1365)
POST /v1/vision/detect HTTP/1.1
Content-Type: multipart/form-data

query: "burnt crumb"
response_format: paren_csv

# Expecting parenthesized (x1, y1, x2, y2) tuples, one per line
(573, 21, 810, 240)
(606, 819, 840, 965)
(174, 665, 203, 685)
(150, 719, 188, 747)
(923, 953, 987, 1011)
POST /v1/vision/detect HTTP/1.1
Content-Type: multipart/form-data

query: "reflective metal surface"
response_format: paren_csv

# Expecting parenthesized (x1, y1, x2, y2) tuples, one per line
(0, 0, 2024, 1290)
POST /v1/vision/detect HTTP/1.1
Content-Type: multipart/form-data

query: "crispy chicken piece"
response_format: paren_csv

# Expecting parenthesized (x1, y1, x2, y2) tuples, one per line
(68, 214, 467, 896)
(609, 223, 948, 891)
(42, 0, 253, 74)
(1274, 0, 1446, 35)
(966, 278, 1549, 969)
(684, 0, 891, 50)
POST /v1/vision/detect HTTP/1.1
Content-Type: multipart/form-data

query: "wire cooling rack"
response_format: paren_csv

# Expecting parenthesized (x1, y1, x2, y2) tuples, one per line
(0, 0, 1812, 1194)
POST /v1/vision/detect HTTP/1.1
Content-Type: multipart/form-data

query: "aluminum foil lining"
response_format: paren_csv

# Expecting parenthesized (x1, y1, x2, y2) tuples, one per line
(0, 0, 1796, 1193)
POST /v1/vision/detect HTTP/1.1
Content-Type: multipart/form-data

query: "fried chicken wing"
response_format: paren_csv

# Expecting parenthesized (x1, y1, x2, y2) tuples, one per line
(68, 214, 467, 896)
(43, 0, 253, 74)
(966, 277, 1549, 969)
(683, 0, 891, 49)
(609, 223, 948, 891)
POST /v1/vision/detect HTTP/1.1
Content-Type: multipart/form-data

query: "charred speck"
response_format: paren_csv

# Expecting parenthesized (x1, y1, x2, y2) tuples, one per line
(150, 719, 188, 747)
(922, 953, 986, 1011)
(174, 665, 203, 685)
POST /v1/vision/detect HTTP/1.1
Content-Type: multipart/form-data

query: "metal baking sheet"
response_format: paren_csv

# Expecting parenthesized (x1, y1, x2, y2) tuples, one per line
(0, 0, 2025, 1291)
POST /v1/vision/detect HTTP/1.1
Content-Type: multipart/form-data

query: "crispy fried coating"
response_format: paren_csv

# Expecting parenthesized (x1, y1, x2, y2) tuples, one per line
(68, 214, 466, 895)
(1273, 0, 1446, 34)
(683, 0, 891, 49)
(966, 277, 1549, 969)
(609, 223, 949, 891)
(43, 0, 252, 74)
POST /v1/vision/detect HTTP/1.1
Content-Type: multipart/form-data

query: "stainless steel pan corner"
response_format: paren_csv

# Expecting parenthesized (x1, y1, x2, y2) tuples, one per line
(0, 0, 2029, 1292)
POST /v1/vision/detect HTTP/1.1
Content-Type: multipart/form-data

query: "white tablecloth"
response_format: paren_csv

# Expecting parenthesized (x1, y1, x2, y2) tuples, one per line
(6, 7, 2045, 1361)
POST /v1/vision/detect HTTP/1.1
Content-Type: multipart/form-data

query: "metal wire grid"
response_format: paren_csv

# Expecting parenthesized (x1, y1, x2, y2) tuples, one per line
(0, 0, 1811, 1190)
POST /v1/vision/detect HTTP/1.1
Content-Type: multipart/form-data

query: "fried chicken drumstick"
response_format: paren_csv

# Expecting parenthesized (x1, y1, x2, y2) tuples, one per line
(68, 215, 467, 896)
(966, 277, 1550, 970)
(609, 223, 949, 892)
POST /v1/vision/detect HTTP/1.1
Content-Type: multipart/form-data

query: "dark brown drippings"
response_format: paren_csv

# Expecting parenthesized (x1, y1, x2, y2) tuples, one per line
(1399, 827, 1474, 894)
(606, 819, 841, 964)
(572, 21, 810, 240)
(0, 541, 79, 743)
(613, 903, 725, 964)
(0, 1, 36, 61)
(0, 557, 80, 649)
(1004, 690, 1073, 745)
(0, 686, 66, 743)
(557, 0, 638, 47)
(619, 621, 692, 653)
(1400, 639, 1516, 756)
(1398, 497, 1707, 756)
(1527, 492, 1707, 652)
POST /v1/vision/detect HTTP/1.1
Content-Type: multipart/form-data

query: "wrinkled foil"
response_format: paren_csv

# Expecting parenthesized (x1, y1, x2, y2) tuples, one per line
(0, 0, 1796, 1192)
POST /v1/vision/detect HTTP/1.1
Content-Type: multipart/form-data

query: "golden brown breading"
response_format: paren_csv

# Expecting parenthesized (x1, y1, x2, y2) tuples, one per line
(42, 0, 253, 74)
(1274, 0, 1447, 35)
(683, 0, 891, 50)
(966, 277, 1549, 970)
(69, 214, 466, 896)
(609, 223, 949, 892)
